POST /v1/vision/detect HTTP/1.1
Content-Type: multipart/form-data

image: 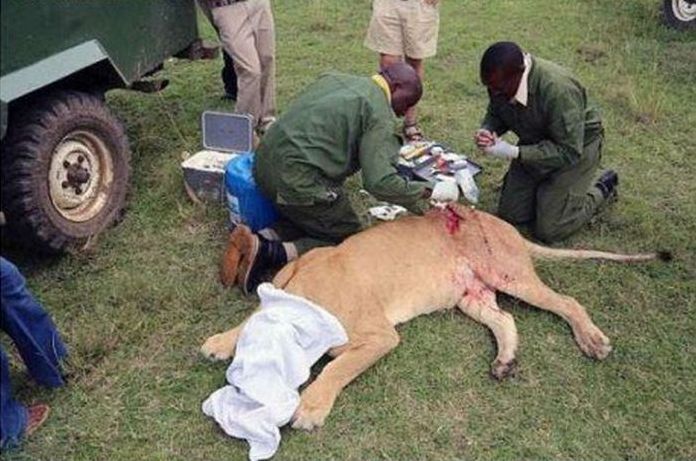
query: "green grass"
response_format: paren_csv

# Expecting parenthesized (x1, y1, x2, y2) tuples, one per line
(3, 0, 695, 459)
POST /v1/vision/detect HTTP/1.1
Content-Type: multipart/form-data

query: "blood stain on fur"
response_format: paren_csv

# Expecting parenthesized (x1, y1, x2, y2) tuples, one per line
(444, 207, 461, 235)
(469, 211, 493, 256)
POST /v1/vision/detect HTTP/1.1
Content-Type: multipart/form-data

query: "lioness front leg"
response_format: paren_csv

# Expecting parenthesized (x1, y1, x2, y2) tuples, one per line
(292, 328, 399, 431)
(200, 325, 243, 361)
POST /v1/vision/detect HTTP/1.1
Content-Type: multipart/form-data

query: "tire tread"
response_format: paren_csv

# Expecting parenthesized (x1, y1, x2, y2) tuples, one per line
(1, 90, 132, 253)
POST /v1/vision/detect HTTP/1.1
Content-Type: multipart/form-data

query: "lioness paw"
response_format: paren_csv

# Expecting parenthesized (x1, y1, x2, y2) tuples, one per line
(200, 333, 235, 361)
(291, 402, 329, 432)
(491, 358, 518, 380)
(575, 324, 612, 360)
(291, 388, 335, 432)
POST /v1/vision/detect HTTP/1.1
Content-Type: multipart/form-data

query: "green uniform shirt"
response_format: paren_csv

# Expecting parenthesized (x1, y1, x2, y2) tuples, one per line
(482, 56, 603, 177)
(255, 72, 428, 213)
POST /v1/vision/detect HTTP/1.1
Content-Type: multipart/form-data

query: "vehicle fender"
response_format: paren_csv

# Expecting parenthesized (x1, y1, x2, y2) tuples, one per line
(0, 40, 125, 139)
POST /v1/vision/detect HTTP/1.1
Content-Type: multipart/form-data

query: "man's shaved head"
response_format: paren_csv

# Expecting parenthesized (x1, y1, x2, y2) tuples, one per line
(480, 41, 524, 83)
(480, 42, 525, 102)
(380, 62, 423, 117)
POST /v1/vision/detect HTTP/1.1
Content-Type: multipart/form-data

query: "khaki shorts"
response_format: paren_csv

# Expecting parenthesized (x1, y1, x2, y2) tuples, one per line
(364, 0, 440, 60)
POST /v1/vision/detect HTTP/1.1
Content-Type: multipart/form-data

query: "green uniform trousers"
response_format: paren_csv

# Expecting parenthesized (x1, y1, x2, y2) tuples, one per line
(499, 135, 606, 242)
(266, 192, 362, 255)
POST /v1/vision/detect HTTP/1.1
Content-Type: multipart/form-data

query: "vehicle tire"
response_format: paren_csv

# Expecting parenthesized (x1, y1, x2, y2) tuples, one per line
(1, 90, 131, 252)
(663, 0, 696, 29)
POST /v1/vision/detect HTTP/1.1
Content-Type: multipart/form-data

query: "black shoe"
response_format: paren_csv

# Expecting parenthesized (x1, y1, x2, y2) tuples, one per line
(595, 170, 618, 199)
(238, 234, 288, 296)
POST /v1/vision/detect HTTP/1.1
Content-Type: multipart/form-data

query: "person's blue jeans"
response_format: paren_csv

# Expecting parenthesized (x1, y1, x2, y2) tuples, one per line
(0, 257, 67, 450)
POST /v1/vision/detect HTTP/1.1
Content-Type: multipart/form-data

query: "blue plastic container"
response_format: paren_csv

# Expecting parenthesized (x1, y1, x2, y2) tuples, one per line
(225, 152, 279, 232)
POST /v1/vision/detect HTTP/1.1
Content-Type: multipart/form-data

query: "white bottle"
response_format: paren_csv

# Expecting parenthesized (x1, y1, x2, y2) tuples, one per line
(455, 169, 480, 204)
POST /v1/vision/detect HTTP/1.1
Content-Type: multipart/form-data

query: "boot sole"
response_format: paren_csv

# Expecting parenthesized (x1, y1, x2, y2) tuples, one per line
(219, 226, 248, 287)
(236, 230, 260, 296)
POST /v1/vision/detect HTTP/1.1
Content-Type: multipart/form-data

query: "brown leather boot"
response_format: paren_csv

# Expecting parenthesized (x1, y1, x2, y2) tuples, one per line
(236, 233, 287, 296)
(220, 225, 254, 287)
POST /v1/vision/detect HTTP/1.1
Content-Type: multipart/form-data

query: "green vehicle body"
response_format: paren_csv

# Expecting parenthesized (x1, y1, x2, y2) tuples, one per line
(0, 0, 211, 252)
(0, 0, 200, 139)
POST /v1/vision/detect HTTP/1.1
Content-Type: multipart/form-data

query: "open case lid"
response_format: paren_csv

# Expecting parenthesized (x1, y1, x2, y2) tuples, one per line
(201, 111, 253, 153)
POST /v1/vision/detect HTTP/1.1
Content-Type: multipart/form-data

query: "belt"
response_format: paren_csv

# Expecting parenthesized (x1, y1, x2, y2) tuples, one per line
(207, 0, 246, 8)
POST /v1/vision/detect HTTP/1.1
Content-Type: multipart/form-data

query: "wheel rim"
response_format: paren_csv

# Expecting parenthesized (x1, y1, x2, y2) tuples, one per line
(48, 130, 114, 222)
(672, 0, 696, 21)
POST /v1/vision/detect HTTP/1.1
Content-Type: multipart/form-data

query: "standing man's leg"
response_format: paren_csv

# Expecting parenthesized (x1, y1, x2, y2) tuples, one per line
(221, 51, 238, 100)
(371, 0, 403, 78)
(198, 0, 238, 101)
(254, 0, 277, 132)
(0, 258, 62, 449)
(212, 2, 263, 123)
(0, 347, 52, 450)
(0, 346, 27, 450)
(401, 0, 439, 140)
(403, 57, 424, 131)
(0, 258, 67, 388)
(379, 53, 402, 69)
(365, 0, 403, 62)
(366, 0, 416, 129)
(367, 0, 435, 141)
(534, 135, 613, 242)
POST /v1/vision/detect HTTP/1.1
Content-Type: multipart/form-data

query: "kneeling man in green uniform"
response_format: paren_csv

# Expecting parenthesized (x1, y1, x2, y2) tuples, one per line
(228, 63, 452, 295)
(474, 41, 618, 242)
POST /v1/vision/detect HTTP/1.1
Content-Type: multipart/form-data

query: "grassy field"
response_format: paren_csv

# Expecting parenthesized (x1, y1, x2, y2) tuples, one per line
(3, 0, 695, 460)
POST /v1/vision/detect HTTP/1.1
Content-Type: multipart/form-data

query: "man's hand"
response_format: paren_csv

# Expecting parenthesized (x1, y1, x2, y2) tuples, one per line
(430, 180, 459, 203)
(474, 129, 496, 150)
(484, 137, 519, 160)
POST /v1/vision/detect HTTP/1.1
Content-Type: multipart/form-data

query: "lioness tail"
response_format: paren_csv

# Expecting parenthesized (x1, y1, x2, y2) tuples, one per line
(526, 241, 672, 263)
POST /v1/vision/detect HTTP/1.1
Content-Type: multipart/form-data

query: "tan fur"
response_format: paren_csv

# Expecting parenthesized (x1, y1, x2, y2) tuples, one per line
(202, 204, 662, 431)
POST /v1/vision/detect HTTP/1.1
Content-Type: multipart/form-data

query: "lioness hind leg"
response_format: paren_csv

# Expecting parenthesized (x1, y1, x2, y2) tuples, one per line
(501, 273, 612, 360)
(457, 286, 519, 380)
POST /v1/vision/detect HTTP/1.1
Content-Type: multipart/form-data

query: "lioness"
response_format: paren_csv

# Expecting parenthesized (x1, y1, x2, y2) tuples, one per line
(202, 204, 666, 431)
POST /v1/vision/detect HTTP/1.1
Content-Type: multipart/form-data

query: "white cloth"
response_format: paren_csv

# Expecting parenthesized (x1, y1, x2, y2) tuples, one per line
(369, 204, 407, 221)
(431, 178, 460, 203)
(202, 283, 348, 461)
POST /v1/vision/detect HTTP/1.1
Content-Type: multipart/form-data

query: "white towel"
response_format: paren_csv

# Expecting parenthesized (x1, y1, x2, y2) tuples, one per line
(202, 283, 348, 461)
